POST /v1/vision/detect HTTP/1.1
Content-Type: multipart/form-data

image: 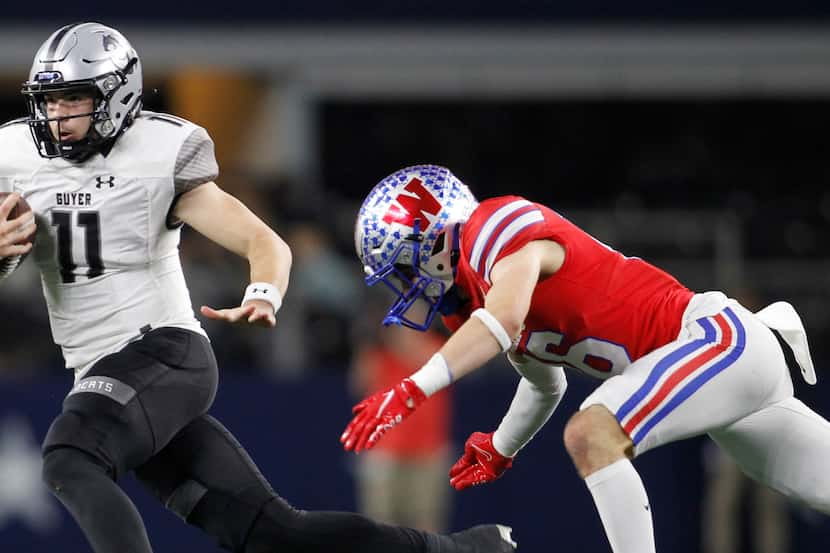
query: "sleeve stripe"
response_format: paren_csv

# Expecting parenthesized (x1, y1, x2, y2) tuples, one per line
(469, 199, 532, 271)
(483, 210, 545, 284)
(174, 127, 219, 195)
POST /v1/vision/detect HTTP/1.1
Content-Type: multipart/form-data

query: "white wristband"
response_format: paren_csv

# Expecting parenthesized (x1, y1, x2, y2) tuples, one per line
(471, 308, 512, 352)
(242, 282, 282, 315)
(409, 353, 453, 397)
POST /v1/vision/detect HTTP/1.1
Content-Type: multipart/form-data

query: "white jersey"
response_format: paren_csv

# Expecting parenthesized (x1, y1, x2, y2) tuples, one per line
(0, 111, 217, 373)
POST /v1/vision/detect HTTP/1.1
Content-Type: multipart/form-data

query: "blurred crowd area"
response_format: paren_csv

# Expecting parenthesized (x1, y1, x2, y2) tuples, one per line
(0, 76, 829, 380)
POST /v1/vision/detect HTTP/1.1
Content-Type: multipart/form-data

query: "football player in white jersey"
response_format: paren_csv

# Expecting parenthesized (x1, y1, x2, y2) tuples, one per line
(0, 23, 516, 553)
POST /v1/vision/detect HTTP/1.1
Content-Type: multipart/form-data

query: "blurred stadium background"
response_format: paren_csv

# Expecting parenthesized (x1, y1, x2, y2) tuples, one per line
(2, 3, 830, 552)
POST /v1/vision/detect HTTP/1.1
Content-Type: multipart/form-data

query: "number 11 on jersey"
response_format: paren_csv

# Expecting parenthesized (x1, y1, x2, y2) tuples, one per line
(52, 210, 104, 283)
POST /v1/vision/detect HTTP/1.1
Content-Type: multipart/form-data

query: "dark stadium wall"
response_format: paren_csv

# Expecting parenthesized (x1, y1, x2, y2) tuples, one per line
(1, 372, 828, 553)
(4, 1, 830, 23)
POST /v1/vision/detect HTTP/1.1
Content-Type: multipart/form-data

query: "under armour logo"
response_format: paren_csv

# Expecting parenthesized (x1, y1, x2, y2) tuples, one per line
(95, 176, 116, 189)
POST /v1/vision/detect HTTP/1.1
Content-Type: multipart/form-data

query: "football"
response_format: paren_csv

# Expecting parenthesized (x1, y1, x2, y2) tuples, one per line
(0, 192, 36, 280)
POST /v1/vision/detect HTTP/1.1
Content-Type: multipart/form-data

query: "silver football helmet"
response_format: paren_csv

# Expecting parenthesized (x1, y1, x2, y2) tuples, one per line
(21, 22, 142, 159)
(355, 164, 478, 330)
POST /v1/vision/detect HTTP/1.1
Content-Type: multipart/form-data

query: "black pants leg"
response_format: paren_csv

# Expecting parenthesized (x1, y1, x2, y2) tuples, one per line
(41, 328, 218, 553)
(135, 414, 437, 553)
(40, 328, 498, 553)
(42, 447, 153, 553)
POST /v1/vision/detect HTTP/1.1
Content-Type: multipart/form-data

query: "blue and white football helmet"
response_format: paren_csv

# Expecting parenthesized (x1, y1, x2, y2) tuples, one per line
(355, 165, 478, 330)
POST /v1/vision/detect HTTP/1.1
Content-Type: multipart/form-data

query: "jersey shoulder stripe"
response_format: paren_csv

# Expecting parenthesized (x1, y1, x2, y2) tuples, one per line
(144, 112, 191, 127)
(145, 114, 184, 127)
(469, 199, 532, 270)
(468, 198, 544, 283)
(115, 111, 206, 168)
(0, 117, 27, 131)
(137, 110, 198, 132)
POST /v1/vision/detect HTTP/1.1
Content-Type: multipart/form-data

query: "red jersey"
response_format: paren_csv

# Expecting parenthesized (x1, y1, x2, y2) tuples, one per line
(443, 196, 694, 380)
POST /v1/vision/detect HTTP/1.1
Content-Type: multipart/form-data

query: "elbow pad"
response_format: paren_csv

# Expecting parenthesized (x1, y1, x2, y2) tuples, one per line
(507, 351, 568, 397)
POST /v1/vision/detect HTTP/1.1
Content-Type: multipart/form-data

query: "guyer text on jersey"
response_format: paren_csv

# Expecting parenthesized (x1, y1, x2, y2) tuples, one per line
(56, 192, 94, 206)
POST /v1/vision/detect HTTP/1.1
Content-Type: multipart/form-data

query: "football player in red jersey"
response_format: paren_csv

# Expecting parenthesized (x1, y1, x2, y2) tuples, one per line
(342, 164, 830, 553)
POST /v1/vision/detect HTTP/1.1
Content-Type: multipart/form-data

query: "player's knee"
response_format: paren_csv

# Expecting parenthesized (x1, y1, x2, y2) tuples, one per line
(42, 447, 107, 495)
(184, 487, 286, 553)
(563, 410, 594, 462)
(41, 449, 64, 493)
(563, 405, 628, 463)
(243, 497, 324, 553)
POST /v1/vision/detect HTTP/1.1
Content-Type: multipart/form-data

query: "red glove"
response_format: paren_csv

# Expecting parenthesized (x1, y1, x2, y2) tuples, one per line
(340, 378, 427, 453)
(449, 431, 514, 491)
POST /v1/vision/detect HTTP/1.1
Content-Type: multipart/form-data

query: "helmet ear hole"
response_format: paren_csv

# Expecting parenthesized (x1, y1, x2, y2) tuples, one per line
(431, 232, 446, 255)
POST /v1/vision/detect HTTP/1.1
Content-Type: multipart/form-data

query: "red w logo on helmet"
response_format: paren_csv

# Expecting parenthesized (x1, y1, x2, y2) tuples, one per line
(382, 178, 441, 230)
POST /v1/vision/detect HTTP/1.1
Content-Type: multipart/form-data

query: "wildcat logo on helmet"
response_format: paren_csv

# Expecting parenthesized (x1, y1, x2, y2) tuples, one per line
(381, 177, 442, 231)
(101, 33, 122, 52)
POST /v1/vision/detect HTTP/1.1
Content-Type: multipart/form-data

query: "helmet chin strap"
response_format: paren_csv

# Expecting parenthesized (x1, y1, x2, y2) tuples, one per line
(449, 222, 462, 277)
(437, 222, 465, 315)
(405, 218, 424, 266)
(51, 110, 111, 161)
(437, 286, 464, 315)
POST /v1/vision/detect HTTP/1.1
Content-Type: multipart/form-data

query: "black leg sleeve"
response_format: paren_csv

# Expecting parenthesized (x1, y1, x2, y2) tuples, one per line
(240, 498, 512, 553)
(42, 447, 153, 553)
(203, 490, 430, 553)
(135, 415, 457, 553)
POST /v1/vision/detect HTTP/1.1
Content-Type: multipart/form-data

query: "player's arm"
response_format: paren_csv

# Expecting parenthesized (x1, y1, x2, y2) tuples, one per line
(341, 239, 564, 452)
(438, 239, 557, 380)
(449, 353, 568, 490)
(173, 182, 292, 328)
(443, 241, 568, 488)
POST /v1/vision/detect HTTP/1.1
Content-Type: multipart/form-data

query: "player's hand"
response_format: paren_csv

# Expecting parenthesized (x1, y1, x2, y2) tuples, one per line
(341, 378, 427, 453)
(0, 193, 36, 258)
(200, 299, 276, 328)
(449, 431, 514, 491)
